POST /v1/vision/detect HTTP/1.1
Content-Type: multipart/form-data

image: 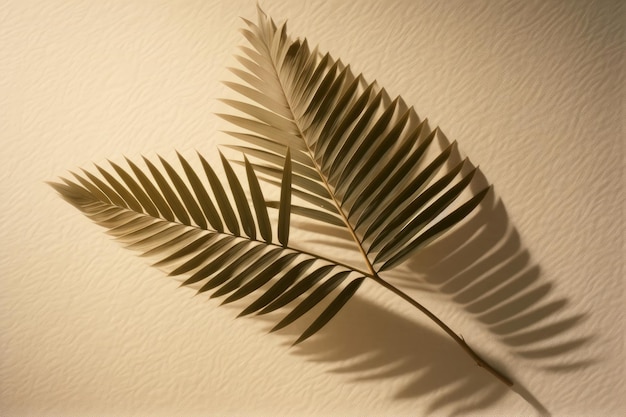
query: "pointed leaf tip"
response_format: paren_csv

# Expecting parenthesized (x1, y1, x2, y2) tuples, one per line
(245, 155, 272, 243)
(278, 148, 292, 247)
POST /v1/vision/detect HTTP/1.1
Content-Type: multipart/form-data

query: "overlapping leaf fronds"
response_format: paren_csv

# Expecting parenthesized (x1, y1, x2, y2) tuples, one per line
(51, 7, 515, 388)
(49, 152, 364, 345)
(221, 7, 490, 273)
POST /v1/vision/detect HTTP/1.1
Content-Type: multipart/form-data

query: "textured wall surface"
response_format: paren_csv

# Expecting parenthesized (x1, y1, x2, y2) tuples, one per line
(1, 0, 624, 415)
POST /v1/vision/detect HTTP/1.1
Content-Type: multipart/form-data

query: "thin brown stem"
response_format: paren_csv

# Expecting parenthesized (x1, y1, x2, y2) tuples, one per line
(371, 274, 514, 387)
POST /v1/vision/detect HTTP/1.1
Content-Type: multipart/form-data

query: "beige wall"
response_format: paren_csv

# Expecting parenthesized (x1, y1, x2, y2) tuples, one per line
(1, 0, 624, 415)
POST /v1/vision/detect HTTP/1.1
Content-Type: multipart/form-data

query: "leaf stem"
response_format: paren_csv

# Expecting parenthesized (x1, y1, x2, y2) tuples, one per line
(370, 274, 514, 387)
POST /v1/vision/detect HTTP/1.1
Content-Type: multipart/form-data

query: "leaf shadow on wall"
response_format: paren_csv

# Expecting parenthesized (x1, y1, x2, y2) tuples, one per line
(270, 198, 587, 415)
(269, 135, 591, 415)
(296, 111, 593, 364)
(314, 90, 591, 375)
(272, 294, 541, 416)
(396, 148, 595, 373)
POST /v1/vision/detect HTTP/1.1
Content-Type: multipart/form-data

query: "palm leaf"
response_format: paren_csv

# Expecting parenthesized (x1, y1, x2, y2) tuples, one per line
(222, 9, 488, 273)
(50, 152, 364, 345)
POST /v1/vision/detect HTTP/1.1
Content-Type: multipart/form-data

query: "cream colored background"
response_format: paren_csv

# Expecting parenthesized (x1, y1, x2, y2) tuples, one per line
(1, 0, 624, 416)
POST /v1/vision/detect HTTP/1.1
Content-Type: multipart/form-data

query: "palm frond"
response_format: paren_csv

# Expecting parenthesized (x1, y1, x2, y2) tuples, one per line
(50, 152, 364, 345)
(221, 7, 488, 274)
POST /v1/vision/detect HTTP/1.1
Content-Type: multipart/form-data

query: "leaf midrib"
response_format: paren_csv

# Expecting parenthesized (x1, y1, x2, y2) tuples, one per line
(91, 197, 372, 278)
(260, 36, 377, 278)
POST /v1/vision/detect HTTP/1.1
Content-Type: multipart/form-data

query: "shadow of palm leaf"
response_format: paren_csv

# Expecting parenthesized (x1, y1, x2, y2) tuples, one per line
(266, 294, 546, 415)
(398, 182, 594, 371)
(278, 88, 594, 373)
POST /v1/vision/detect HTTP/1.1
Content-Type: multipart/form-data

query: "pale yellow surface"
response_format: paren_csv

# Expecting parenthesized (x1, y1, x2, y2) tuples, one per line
(1, 0, 624, 415)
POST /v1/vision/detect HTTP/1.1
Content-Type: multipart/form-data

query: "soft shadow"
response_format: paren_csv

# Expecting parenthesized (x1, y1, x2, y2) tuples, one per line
(267, 295, 548, 416)
(398, 179, 594, 372)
